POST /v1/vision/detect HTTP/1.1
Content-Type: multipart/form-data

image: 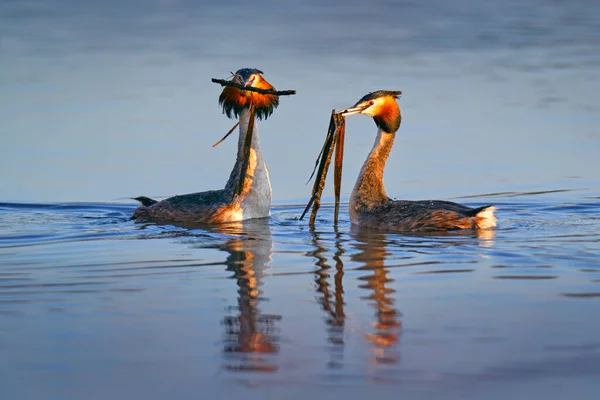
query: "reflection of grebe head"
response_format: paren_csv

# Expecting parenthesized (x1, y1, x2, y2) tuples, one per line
(219, 68, 279, 120)
(341, 90, 403, 134)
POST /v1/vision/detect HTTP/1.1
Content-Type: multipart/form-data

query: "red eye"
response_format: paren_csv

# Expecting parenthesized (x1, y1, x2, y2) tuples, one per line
(369, 101, 375, 106)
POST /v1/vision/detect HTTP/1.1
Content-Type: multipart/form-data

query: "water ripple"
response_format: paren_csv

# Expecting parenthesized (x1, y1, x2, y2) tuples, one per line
(0, 197, 599, 395)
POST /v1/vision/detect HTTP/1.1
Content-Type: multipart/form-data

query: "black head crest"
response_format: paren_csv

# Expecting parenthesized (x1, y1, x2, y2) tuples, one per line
(357, 90, 402, 104)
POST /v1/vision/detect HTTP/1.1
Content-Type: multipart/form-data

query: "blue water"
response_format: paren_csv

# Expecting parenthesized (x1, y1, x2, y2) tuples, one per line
(1, 193, 600, 399)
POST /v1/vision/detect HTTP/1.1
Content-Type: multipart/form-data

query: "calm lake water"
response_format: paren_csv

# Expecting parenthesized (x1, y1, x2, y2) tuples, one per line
(1, 194, 600, 399)
(1, 0, 600, 399)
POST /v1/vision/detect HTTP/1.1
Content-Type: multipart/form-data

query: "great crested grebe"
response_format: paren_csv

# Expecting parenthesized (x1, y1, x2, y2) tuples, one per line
(340, 90, 497, 231)
(132, 68, 278, 224)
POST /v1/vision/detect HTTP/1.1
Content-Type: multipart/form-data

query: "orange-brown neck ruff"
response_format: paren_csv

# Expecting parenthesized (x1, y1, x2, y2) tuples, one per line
(372, 100, 401, 134)
(219, 75, 279, 121)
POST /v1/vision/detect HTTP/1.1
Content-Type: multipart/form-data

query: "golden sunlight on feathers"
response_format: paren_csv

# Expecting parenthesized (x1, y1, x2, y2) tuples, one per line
(302, 90, 498, 232)
(133, 68, 282, 224)
(474, 206, 497, 230)
(219, 73, 279, 120)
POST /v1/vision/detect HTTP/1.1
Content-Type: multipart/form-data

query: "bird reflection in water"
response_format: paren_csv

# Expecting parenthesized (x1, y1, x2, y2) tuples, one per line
(309, 229, 346, 369)
(217, 220, 281, 373)
(351, 228, 402, 365)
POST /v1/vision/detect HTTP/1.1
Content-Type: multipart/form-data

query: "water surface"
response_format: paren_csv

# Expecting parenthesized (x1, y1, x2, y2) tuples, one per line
(1, 193, 600, 399)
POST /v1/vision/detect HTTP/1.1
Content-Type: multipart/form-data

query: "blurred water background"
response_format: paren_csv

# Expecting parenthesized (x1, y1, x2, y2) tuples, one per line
(1, 0, 598, 203)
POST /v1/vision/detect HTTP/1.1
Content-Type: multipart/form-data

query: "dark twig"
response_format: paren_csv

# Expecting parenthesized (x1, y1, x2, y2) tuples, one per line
(300, 110, 339, 225)
(306, 124, 333, 185)
(211, 78, 297, 96)
(333, 114, 345, 225)
(234, 105, 256, 197)
(212, 121, 240, 148)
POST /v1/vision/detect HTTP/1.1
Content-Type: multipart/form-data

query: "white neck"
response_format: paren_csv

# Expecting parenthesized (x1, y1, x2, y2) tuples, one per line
(224, 108, 272, 219)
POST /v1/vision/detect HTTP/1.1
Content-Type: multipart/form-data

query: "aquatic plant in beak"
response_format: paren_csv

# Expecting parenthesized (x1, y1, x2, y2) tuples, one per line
(300, 110, 346, 226)
(132, 69, 297, 224)
(211, 74, 297, 196)
(211, 73, 297, 148)
(303, 90, 497, 233)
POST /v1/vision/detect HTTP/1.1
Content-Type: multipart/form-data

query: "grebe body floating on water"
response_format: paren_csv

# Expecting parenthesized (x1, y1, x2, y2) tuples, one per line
(340, 90, 497, 231)
(133, 68, 279, 224)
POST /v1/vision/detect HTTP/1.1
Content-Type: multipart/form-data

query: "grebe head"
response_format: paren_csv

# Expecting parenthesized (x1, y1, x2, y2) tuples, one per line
(219, 68, 279, 120)
(341, 90, 402, 133)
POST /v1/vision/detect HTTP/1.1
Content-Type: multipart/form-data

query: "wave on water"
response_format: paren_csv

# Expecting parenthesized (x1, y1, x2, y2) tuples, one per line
(1, 189, 599, 248)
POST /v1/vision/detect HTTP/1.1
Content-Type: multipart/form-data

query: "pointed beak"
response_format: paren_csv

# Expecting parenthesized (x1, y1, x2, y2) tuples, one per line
(339, 104, 368, 116)
(244, 75, 256, 87)
(232, 73, 243, 84)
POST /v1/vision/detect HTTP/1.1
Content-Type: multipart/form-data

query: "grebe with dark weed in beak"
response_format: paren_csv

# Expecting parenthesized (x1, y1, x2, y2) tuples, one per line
(133, 68, 280, 224)
(338, 90, 497, 232)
